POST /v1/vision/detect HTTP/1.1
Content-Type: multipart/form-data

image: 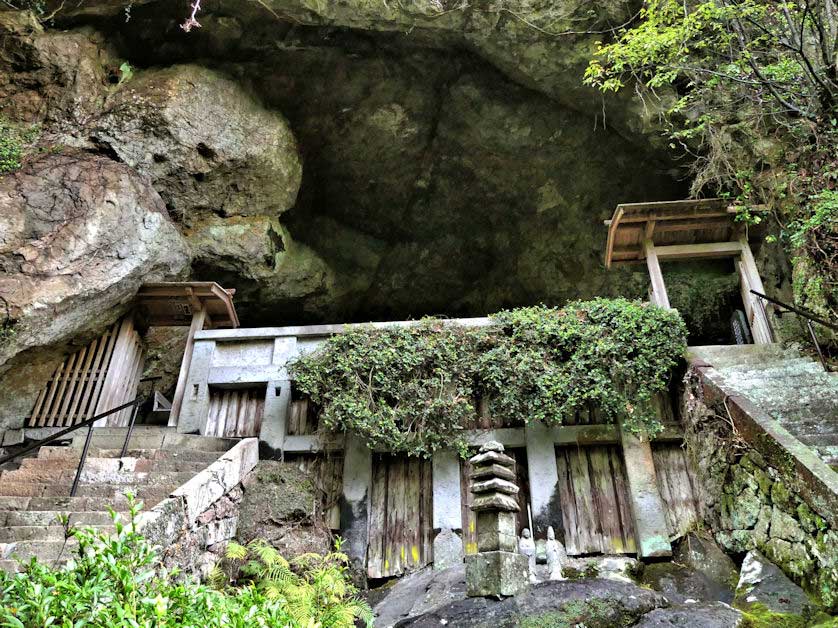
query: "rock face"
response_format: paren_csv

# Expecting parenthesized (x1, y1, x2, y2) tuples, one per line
(0, 11, 112, 128)
(89, 64, 302, 223)
(0, 151, 190, 369)
(735, 550, 815, 618)
(236, 461, 332, 557)
(635, 602, 744, 628)
(640, 562, 732, 605)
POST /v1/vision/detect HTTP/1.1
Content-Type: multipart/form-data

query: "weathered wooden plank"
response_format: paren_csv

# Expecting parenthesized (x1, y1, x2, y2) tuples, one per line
(82, 324, 117, 420)
(652, 444, 700, 540)
(387, 457, 405, 577)
(609, 450, 638, 554)
(621, 427, 672, 558)
(653, 240, 742, 260)
(367, 456, 388, 579)
(589, 447, 619, 553)
(48, 351, 78, 427)
(170, 305, 207, 426)
(422, 458, 433, 566)
(644, 239, 671, 309)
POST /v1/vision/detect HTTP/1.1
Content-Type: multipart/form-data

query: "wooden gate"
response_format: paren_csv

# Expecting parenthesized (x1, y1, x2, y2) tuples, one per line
(460, 448, 530, 555)
(27, 317, 145, 428)
(555, 445, 637, 555)
(367, 455, 433, 579)
(204, 385, 266, 437)
(652, 443, 701, 539)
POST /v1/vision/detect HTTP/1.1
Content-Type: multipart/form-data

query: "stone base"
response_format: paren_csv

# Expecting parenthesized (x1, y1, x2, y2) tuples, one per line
(465, 551, 530, 597)
(433, 528, 464, 571)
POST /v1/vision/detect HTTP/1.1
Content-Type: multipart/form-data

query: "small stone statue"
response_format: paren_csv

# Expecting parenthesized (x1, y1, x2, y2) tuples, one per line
(518, 528, 538, 583)
(545, 526, 567, 581)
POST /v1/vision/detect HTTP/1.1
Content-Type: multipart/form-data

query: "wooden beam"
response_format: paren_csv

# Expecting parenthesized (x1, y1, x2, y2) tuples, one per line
(620, 425, 672, 558)
(604, 206, 624, 269)
(653, 241, 742, 260)
(737, 236, 773, 344)
(644, 240, 671, 309)
(169, 305, 207, 426)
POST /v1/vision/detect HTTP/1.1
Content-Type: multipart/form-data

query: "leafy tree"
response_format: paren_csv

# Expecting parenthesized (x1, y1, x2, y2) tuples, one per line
(585, 0, 838, 319)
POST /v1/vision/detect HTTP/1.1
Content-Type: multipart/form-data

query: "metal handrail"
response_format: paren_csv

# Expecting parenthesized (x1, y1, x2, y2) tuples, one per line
(0, 376, 161, 496)
(750, 290, 836, 372)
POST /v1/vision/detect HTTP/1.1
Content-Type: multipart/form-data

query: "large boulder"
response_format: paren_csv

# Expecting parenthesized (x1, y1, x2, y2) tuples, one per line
(88, 64, 302, 222)
(734, 550, 817, 619)
(0, 150, 190, 369)
(640, 562, 730, 605)
(394, 579, 668, 627)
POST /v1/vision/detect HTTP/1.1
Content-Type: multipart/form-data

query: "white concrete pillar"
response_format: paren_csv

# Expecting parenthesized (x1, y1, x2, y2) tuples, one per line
(340, 434, 372, 571)
(432, 449, 464, 570)
(525, 422, 564, 540)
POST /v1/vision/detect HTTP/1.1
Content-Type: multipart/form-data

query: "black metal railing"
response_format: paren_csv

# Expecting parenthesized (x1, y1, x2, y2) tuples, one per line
(751, 290, 837, 372)
(0, 376, 161, 496)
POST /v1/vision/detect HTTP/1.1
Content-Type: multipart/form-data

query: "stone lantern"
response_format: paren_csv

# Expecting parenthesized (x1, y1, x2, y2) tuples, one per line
(465, 441, 530, 597)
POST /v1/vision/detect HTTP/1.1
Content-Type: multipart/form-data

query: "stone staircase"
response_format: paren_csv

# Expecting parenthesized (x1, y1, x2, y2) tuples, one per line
(0, 426, 236, 573)
(689, 344, 838, 466)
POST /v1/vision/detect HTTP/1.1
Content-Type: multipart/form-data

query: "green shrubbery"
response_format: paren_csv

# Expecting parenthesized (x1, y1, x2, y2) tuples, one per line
(291, 299, 687, 457)
(0, 499, 372, 627)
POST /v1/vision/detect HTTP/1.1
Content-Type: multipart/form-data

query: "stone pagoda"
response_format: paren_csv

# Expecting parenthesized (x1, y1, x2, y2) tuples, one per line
(465, 441, 530, 597)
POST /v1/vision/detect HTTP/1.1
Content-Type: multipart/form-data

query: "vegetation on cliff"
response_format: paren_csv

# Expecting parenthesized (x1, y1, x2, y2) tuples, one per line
(291, 299, 687, 457)
(585, 0, 838, 320)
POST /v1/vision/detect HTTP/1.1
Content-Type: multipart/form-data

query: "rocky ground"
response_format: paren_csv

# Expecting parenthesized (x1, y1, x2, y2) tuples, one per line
(370, 533, 835, 627)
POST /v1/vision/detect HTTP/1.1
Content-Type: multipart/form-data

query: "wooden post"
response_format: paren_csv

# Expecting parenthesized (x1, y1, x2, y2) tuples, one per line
(620, 424, 672, 558)
(643, 239, 671, 309)
(737, 236, 773, 344)
(169, 300, 207, 426)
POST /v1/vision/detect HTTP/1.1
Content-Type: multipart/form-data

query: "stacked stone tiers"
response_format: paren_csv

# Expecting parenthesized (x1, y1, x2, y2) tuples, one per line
(465, 441, 529, 597)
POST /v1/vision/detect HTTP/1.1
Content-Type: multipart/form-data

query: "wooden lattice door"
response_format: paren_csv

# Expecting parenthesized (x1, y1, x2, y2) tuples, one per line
(27, 317, 145, 428)
(367, 455, 433, 579)
(204, 385, 266, 437)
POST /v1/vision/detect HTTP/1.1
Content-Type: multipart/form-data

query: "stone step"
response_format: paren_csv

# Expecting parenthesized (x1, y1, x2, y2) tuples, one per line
(688, 344, 799, 368)
(0, 481, 178, 504)
(0, 525, 115, 543)
(721, 357, 817, 373)
(69, 431, 236, 453)
(21, 455, 209, 474)
(0, 468, 197, 487)
(37, 445, 224, 462)
(0, 496, 133, 512)
(0, 510, 115, 527)
(0, 539, 79, 562)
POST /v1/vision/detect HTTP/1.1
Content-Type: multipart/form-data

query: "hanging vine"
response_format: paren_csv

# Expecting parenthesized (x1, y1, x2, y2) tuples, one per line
(290, 298, 687, 458)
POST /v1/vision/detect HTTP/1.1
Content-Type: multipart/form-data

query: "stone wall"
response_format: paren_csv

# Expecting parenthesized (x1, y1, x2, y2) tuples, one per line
(681, 368, 838, 611)
(137, 438, 258, 578)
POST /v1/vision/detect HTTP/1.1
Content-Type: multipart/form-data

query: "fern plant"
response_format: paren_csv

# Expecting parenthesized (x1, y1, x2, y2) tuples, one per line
(220, 538, 373, 628)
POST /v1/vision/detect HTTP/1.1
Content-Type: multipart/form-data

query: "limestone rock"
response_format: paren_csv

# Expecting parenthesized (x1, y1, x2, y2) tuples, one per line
(735, 550, 816, 617)
(471, 464, 516, 482)
(0, 11, 112, 127)
(89, 64, 302, 222)
(641, 562, 729, 605)
(0, 150, 190, 370)
(371, 565, 468, 628)
(634, 602, 744, 627)
(673, 534, 738, 603)
(469, 450, 516, 468)
(395, 579, 668, 627)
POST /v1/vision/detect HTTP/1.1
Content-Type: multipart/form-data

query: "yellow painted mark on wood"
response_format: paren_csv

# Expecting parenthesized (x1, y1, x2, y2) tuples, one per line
(411, 546, 420, 563)
(466, 542, 478, 555)
(401, 546, 406, 561)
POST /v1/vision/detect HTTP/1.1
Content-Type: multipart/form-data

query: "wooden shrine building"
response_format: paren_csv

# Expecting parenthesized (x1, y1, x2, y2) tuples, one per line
(22, 282, 238, 433)
(604, 198, 772, 343)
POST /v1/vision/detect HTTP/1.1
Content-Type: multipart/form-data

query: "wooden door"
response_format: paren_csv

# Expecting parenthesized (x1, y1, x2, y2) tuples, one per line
(204, 385, 266, 437)
(285, 453, 344, 530)
(652, 443, 701, 540)
(555, 445, 637, 555)
(367, 455, 433, 579)
(460, 448, 530, 555)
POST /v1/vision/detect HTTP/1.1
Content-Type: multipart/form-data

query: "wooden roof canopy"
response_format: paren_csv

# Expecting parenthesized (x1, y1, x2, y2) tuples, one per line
(136, 282, 240, 328)
(604, 199, 745, 268)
